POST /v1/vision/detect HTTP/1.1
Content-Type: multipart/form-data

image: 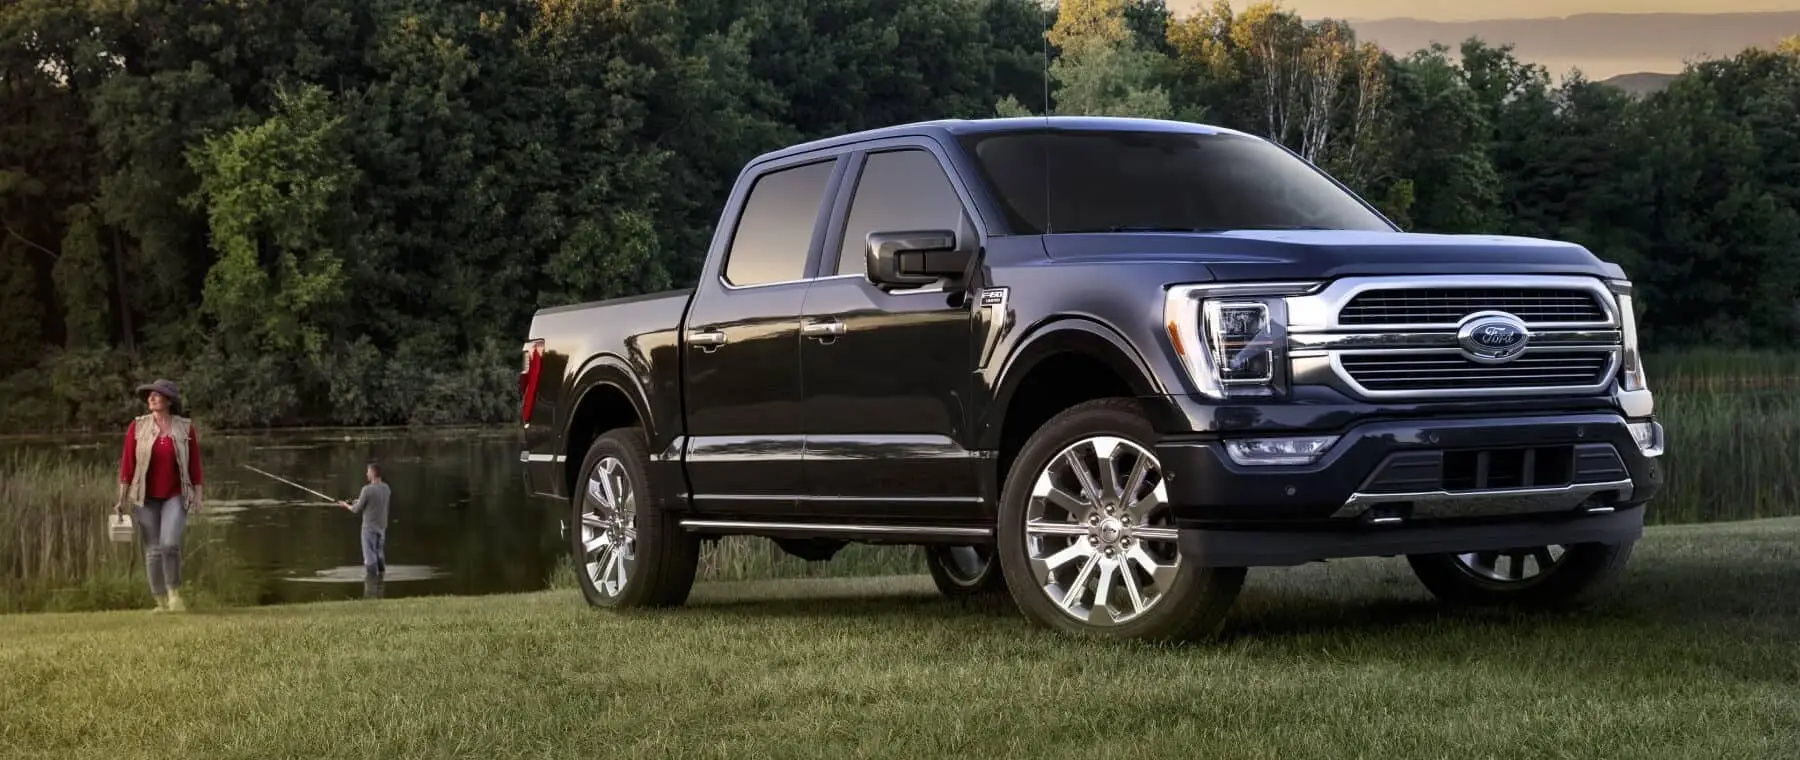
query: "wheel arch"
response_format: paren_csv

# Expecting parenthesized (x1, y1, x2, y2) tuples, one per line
(563, 355, 653, 497)
(983, 316, 1175, 491)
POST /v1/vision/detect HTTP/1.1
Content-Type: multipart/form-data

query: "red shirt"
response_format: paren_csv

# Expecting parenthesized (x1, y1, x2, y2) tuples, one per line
(118, 419, 204, 501)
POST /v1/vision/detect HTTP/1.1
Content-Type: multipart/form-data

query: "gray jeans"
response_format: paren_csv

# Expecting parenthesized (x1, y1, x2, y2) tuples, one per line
(133, 495, 186, 597)
(362, 527, 386, 575)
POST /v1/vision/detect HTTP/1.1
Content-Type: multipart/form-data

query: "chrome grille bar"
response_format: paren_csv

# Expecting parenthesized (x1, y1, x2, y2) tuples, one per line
(1284, 275, 1625, 399)
(1340, 288, 1607, 326)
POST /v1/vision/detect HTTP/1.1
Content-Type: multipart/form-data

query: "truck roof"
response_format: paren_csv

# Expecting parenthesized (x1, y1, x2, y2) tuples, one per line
(747, 116, 1258, 169)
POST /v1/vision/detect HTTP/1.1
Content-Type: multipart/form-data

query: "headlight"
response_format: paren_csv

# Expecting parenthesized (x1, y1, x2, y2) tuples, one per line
(1609, 280, 1648, 392)
(1162, 282, 1318, 400)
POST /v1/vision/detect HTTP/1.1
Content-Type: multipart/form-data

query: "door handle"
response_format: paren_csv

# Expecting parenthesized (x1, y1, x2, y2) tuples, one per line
(801, 320, 846, 340)
(688, 330, 727, 351)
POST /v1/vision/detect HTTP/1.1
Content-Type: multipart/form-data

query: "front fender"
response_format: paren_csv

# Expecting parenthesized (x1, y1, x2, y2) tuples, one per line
(977, 316, 1172, 451)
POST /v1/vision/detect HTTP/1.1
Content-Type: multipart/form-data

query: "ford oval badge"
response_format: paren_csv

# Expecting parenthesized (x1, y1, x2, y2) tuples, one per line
(1456, 312, 1531, 364)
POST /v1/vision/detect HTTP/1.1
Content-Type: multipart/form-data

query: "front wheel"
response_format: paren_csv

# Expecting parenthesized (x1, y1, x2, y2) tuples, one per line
(570, 427, 700, 609)
(1406, 541, 1635, 609)
(996, 398, 1245, 642)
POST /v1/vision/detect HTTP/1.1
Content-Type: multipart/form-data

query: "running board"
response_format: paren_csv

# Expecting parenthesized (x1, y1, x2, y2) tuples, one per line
(678, 520, 992, 543)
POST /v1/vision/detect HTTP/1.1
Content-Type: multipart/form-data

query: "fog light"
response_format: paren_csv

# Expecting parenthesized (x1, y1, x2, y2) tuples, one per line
(1628, 421, 1664, 457)
(1224, 436, 1339, 466)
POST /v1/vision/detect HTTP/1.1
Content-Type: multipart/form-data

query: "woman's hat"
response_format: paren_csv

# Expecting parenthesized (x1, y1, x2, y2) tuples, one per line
(135, 379, 182, 409)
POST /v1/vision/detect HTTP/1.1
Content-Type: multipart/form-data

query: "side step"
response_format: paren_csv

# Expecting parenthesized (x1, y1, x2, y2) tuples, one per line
(678, 520, 991, 544)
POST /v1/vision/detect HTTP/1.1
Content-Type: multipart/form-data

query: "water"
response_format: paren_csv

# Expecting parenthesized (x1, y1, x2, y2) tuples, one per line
(14, 427, 563, 604)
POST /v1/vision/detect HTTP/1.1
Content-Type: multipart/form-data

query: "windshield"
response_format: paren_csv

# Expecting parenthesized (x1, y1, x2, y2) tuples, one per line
(956, 129, 1395, 235)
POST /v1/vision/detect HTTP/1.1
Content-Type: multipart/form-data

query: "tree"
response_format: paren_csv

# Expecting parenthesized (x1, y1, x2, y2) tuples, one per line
(53, 204, 111, 349)
(999, 0, 1174, 118)
(187, 84, 356, 362)
(0, 239, 46, 375)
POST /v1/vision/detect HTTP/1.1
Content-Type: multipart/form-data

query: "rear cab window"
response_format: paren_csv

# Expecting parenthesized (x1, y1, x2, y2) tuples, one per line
(723, 159, 837, 286)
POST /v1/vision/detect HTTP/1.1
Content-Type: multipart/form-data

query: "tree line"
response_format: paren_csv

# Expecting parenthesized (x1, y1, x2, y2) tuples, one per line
(2, 0, 1797, 431)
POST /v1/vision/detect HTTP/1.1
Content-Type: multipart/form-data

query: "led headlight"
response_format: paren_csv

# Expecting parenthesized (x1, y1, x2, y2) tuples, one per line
(1609, 280, 1649, 392)
(1163, 282, 1318, 400)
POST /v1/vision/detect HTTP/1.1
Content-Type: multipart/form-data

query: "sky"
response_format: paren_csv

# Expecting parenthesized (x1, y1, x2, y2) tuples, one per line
(1168, 0, 1800, 21)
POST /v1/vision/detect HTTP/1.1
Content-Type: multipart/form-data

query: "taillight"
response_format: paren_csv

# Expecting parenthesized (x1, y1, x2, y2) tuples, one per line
(520, 339, 544, 423)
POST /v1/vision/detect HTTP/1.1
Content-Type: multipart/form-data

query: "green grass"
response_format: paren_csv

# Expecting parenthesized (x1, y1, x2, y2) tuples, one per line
(3, 517, 1797, 759)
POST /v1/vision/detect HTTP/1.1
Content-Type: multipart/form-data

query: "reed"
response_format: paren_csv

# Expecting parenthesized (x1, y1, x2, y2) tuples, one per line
(1644, 350, 1800, 393)
(0, 451, 257, 613)
(1651, 388, 1800, 524)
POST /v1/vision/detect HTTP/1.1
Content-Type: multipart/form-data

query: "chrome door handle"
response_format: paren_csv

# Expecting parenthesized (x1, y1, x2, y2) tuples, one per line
(688, 330, 727, 349)
(801, 321, 846, 339)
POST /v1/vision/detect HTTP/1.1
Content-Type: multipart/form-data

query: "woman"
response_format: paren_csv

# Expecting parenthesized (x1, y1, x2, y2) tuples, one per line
(114, 379, 205, 613)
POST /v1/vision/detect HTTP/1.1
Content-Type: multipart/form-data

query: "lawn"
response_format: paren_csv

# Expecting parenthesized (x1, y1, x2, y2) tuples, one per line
(3, 518, 1798, 759)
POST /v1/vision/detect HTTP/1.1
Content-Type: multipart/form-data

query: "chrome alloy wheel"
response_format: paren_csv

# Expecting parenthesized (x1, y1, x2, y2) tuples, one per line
(1454, 545, 1568, 584)
(579, 457, 638, 598)
(1023, 435, 1181, 626)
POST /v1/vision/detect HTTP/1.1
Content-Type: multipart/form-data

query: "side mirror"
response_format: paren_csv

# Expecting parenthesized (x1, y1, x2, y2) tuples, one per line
(865, 229, 971, 289)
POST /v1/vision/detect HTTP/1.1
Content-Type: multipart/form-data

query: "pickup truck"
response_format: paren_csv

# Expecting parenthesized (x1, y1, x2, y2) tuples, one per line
(518, 116, 1665, 642)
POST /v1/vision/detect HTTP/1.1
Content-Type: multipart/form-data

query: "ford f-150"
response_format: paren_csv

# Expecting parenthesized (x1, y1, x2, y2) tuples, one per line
(517, 116, 1665, 642)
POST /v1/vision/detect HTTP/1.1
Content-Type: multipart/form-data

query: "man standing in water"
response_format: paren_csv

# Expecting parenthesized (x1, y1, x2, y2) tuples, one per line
(337, 463, 390, 587)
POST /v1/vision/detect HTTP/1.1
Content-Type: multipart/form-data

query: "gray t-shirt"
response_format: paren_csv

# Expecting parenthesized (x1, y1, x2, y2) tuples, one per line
(350, 482, 391, 531)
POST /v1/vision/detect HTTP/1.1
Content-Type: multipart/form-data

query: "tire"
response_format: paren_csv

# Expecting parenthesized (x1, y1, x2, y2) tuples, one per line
(570, 427, 700, 609)
(1406, 541, 1635, 609)
(923, 544, 1006, 598)
(996, 398, 1245, 642)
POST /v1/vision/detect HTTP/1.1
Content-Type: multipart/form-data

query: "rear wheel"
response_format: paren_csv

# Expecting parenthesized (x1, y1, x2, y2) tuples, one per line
(571, 428, 700, 609)
(997, 399, 1245, 642)
(923, 544, 1006, 598)
(1406, 541, 1634, 609)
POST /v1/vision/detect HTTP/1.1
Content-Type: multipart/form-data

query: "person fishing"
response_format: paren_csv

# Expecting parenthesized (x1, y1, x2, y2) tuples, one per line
(337, 462, 391, 578)
(114, 379, 204, 613)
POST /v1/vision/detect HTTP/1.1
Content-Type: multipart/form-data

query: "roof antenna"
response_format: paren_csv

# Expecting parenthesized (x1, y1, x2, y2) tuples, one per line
(1041, 1, 1052, 233)
(1041, 7, 1050, 118)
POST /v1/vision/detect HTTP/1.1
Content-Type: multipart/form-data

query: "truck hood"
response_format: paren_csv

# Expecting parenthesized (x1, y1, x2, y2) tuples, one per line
(1039, 230, 1627, 281)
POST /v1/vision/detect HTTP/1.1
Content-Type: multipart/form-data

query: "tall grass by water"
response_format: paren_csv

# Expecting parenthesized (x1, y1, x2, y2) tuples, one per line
(0, 452, 257, 614)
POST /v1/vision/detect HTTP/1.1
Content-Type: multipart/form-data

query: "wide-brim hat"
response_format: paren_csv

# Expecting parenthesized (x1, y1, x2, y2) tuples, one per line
(135, 379, 182, 410)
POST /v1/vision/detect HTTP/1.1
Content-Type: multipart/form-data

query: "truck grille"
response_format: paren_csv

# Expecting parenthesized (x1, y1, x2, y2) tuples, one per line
(1340, 351, 1615, 393)
(1339, 287, 1608, 326)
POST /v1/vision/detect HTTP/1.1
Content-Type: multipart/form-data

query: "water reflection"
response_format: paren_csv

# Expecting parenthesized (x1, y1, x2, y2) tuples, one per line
(6, 428, 563, 605)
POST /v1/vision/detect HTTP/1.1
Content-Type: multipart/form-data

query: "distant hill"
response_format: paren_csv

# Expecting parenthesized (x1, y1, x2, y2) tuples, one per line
(1599, 72, 1680, 97)
(1345, 12, 1800, 80)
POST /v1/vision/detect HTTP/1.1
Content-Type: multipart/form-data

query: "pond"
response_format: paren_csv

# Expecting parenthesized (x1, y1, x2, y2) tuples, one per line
(11, 427, 564, 605)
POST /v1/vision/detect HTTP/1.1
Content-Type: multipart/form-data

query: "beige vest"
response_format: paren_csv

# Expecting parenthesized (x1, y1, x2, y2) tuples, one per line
(127, 413, 196, 508)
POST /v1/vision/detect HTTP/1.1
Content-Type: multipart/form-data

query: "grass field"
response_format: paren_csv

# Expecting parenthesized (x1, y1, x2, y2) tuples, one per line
(2, 517, 1796, 759)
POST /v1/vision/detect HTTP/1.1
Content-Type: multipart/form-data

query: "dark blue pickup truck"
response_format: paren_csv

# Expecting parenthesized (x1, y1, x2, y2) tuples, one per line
(517, 116, 1665, 642)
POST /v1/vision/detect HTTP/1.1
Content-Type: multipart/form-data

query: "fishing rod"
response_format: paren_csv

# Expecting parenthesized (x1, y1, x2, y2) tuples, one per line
(242, 464, 343, 506)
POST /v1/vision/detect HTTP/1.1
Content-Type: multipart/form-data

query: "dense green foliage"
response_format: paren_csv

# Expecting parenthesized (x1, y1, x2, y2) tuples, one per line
(3, 0, 1797, 430)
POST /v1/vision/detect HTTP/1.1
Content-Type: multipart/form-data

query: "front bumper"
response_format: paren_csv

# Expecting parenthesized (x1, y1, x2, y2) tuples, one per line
(1156, 413, 1663, 567)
